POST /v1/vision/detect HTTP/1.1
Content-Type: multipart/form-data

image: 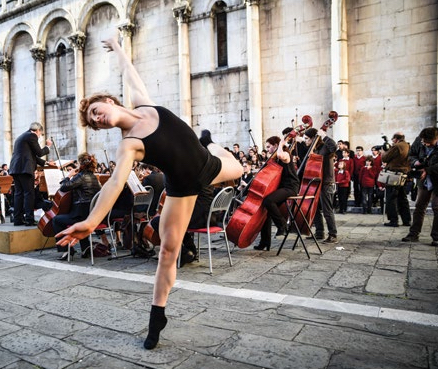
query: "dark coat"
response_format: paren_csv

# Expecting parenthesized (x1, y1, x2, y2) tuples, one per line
(9, 130, 49, 175)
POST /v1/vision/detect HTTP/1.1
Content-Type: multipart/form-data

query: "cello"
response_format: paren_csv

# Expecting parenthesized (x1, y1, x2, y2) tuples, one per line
(292, 111, 338, 236)
(37, 138, 72, 237)
(226, 130, 296, 249)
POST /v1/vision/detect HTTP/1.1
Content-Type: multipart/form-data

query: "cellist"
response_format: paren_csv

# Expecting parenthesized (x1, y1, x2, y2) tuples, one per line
(302, 128, 338, 244)
(254, 136, 300, 251)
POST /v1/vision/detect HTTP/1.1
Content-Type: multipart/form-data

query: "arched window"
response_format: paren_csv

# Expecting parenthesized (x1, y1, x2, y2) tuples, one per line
(213, 1, 228, 68)
(55, 43, 67, 97)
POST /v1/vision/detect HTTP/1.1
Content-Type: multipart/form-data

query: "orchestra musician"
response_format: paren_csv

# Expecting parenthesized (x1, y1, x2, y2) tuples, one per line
(302, 127, 339, 244)
(52, 153, 101, 260)
(9, 122, 54, 226)
(254, 136, 300, 251)
(55, 33, 242, 350)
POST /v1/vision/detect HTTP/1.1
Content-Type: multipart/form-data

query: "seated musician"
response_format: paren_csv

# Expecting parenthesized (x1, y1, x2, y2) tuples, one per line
(52, 153, 101, 260)
(147, 185, 216, 266)
(141, 165, 165, 217)
(236, 163, 253, 196)
(254, 136, 300, 251)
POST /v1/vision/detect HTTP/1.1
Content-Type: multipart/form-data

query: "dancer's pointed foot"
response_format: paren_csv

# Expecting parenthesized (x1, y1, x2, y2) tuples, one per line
(143, 305, 168, 350)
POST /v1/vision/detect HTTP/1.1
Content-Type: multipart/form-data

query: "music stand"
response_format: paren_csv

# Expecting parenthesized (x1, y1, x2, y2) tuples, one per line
(277, 178, 323, 258)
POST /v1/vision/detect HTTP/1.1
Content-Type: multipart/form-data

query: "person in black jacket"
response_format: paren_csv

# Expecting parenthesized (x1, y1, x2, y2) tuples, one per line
(52, 152, 101, 260)
(402, 127, 438, 246)
(9, 122, 53, 226)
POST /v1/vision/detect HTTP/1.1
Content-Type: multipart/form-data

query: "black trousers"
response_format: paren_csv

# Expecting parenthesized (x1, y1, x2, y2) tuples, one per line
(52, 202, 90, 252)
(12, 173, 35, 223)
(260, 187, 296, 246)
(385, 185, 411, 225)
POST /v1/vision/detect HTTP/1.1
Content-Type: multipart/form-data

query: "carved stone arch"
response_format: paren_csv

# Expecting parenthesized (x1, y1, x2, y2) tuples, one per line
(54, 39, 70, 54)
(3, 22, 36, 57)
(126, 0, 141, 21)
(38, 8, 76, 50)
(77, 0, 124, 31)
(205, 0, 228, 14)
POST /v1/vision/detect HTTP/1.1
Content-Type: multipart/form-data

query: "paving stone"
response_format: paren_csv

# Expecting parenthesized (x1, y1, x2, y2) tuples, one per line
(66, 352, 150, 369)
(70, 325, 190, 367)
(328, 264, 374, 289)
(377, 249, 410, 266)
(4, 310, 89, 339)
(35, 295, 147, 335)
(0, 348, 19, 368)
(327, 351, 418, 369)
(56, 285, 140, 307)
(408, 269, 438, 290)
(0, 301, 32, 321)
(296, 325, 428, 368)
(410, 258, 438, 269)
(161, 319, 235, 355)
(0, 329, 90, 369)
(279, 270, 334, 297)
(174, 352, 258, 369)
(1, 285, 57, 307)
(366, 267, 407, 295)
(189, 307, 303, 341)
(216, 332, 331, 369)
(0, 321, 21, 338)
(84, 276, 153, 295)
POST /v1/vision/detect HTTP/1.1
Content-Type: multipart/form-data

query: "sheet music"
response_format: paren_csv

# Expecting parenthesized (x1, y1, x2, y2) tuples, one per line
(126, 170, 146, 195)
(43, 168, 65, 197)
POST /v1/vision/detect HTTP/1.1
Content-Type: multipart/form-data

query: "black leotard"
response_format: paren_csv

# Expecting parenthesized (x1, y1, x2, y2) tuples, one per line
(123, 105, 221, 197)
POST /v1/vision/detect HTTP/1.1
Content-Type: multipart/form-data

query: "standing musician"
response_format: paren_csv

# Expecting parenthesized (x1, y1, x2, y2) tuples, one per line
(254, 136, 300, 251)
(52, 153, 101, 260)
(302, 127, 338, 244)
(9, 122, 54, 226)
(55, 33, 242, 350)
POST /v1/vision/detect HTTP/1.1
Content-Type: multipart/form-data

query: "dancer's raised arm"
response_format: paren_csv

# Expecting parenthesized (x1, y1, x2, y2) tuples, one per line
(102, 35, 155, 107)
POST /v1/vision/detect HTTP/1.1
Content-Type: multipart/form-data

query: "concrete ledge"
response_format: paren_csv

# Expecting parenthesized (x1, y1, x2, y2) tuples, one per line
(0, 222, 55, 254)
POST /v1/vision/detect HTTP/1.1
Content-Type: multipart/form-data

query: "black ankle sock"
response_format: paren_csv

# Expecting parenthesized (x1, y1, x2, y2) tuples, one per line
(143, 305, 167, 350)
(199, 130, 213, 148)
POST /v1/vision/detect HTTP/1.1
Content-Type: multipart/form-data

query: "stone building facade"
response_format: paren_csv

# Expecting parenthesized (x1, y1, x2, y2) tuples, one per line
(0, 0, 436, 164)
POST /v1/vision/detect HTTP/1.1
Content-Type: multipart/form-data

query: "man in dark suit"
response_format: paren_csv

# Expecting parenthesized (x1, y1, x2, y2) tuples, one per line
(9, 122, 52, 226)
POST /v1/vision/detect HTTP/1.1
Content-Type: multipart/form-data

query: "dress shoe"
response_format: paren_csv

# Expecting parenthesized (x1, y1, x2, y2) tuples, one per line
(402, 222, 411, 227)
(275, 227, 286, 237)
(254, 244, 270, 251)
(401, 234, 419, 242)
(58, 248, 76, 261)
(323, 235, 338, 244)
(384, 222, 399, 227)
(24, 220, 37, 226)
(13, 221, 25, 226)
(306, 234, 324, 240)
(81, 248, 91, 258)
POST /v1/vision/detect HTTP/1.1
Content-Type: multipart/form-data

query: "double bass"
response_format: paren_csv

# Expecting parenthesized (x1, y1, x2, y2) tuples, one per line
(226, 130, 296, 249)
(37, 138, 72, 237)
(292, 111, 338, 236)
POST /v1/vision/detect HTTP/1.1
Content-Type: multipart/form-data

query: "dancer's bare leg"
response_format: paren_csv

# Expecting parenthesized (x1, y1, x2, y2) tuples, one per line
(144, 195, 197, 350)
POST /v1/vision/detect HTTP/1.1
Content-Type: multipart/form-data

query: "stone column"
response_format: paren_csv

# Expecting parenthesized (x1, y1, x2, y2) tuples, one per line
(118, 22, 135, 108)
(0, 56, 12, 162)
(245, 0, 263, 148)
(1, 0, 6, 14)
(173, 1, 192, 126)
(68, 32, 87, 153)
(331, 0, 349, 140)
(30, 45, 46, 129)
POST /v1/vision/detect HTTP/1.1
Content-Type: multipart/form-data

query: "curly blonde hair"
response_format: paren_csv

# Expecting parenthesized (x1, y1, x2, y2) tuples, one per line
(79, 93, 123, 130)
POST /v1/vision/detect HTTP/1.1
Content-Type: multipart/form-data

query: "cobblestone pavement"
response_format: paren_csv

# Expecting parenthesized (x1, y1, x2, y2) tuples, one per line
(0, 211, 437, 369)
